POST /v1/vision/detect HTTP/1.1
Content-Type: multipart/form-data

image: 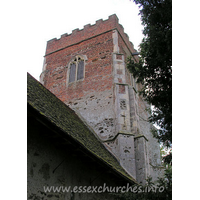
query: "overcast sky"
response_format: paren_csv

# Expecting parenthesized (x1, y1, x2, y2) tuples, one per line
(0, 2, 144, 197)
(17, 0, 144, 80)
(2, 1, 200, 198)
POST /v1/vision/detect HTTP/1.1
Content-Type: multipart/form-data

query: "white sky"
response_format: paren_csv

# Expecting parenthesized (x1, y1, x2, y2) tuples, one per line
(1, 2, 143, 197)
(13, 0, 144, 80)
(2, 1, 200, 198)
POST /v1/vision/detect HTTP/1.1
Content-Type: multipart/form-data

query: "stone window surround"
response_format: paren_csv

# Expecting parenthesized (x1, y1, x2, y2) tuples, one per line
(66, 55, 87, 86)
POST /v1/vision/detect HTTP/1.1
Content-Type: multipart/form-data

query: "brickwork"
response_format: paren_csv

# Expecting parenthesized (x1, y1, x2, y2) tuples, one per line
(41, 14, 136, 103)
(45, 15, 134, 56)
(119, 85, 126, 94)
(40, 14, 163, 184)
(42, 31, 113, 103)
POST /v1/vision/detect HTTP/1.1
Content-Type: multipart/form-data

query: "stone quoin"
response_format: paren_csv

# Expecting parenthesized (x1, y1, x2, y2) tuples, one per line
(40, 14, 163, 185)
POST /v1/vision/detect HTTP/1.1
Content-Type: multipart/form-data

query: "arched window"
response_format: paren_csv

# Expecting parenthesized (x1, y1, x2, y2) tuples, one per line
(68, 56, 85, 83)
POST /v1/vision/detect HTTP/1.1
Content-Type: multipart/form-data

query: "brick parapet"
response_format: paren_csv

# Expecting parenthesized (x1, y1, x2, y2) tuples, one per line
(45, 14, 135, 56)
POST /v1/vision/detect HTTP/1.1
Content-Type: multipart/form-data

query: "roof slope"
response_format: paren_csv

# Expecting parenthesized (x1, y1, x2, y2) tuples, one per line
(27, 73, 137, 184)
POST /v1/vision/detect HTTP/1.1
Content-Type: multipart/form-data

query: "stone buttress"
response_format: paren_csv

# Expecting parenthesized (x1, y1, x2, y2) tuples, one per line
(40, 14, 163, 184)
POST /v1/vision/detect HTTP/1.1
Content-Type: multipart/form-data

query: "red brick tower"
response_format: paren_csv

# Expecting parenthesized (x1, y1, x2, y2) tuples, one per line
(40, 14, 163, 184)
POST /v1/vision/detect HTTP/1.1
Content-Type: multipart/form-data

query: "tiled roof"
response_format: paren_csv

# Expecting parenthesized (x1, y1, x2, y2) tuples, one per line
(27, 73, 138, 184)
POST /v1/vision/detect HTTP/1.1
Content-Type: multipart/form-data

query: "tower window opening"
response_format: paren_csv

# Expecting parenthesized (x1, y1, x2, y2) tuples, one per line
(68, 56, 85, 83)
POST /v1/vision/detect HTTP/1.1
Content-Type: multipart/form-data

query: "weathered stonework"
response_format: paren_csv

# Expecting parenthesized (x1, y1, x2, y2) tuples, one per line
(27, 115, 126, 200)
(69, 90, 116, 141)
(40, 14, 163, 185)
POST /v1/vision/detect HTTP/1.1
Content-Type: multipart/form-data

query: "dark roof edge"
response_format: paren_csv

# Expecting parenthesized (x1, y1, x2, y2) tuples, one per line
(27, 102, 136, 185)
(27, 73, 138, 185)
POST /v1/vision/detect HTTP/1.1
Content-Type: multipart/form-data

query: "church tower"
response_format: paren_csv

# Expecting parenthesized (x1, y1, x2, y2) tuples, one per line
(40, 14, 163, 184)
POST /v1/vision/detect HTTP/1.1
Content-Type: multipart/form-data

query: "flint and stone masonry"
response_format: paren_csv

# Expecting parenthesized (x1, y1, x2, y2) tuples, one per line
(40, 14, 163, 184)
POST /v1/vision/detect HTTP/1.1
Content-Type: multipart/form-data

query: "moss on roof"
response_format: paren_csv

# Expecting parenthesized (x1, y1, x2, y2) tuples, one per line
(27, 73, 137, 184)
